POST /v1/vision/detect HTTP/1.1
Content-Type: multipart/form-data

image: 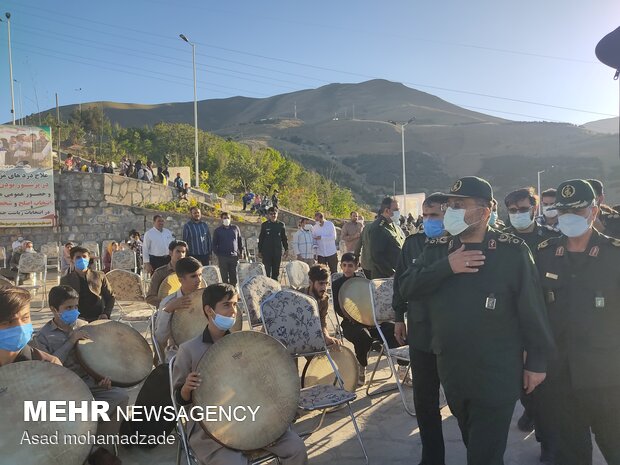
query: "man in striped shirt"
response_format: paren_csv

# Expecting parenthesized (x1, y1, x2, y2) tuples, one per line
(183, 207, 212, 266)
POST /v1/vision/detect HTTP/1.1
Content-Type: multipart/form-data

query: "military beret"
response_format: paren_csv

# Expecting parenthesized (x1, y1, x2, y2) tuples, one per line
(446, 176, 494, 202)
(553, 179, 596, 209)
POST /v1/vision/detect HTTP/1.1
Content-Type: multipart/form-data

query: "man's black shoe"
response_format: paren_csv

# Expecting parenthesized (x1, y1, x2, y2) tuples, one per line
(517, 412, 535, 432)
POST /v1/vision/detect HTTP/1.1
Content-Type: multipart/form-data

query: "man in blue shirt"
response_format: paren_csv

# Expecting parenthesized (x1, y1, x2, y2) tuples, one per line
(183, 207, 212, 266)
(212, 212, 244, 285)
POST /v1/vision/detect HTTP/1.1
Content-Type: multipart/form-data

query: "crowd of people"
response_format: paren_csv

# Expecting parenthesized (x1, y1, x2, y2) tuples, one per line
(2, 175, 620, 465)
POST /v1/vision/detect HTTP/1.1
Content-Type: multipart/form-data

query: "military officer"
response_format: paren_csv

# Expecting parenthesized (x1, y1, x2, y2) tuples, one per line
(537, 179, 620, 465)
(586, 179, 620, 238)
(503, 186, 560, 461)
(398, 176, 554, 465)
(394, 192, 448, 465)
(368, 196, 406, 278)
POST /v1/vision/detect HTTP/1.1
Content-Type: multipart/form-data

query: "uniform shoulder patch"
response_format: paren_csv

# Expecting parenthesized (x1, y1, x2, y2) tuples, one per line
(611, 238, 620, 247)
(538, 239, 551, 250)
(497, 233, 524, 246)
(427, 236, 449, 246)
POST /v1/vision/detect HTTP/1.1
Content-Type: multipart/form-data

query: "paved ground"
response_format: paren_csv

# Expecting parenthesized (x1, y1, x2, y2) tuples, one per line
(24, 275, 605, 465)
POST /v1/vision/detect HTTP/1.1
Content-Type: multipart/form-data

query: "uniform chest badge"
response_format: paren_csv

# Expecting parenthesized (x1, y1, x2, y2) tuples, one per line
(545, 272, 558, 280)
(555, 246, 565, 256)
(488, 239, 496, 250)
(589, 246, 599, 257)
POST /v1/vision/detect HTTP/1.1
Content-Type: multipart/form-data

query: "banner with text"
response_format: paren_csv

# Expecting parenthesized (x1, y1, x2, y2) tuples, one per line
(0, 125, 55, 227)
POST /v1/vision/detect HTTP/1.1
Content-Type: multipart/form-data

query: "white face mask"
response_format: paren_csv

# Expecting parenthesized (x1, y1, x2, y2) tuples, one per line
(444, 207, 483, 236)
(558, 212, 591, 237)
(222, 219, 231, 227)
(509, 211, 534, 230)
(542, 206, 558, 218)
(304, 224, 313, 231)
(391, 210, 401, 223)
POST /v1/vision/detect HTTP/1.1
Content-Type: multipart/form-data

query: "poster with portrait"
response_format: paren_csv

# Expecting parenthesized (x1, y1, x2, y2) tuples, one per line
(0, 125, 55, 227)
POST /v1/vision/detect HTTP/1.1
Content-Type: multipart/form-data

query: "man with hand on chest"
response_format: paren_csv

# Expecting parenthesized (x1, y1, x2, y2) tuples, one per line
(398, 176, 554, 465)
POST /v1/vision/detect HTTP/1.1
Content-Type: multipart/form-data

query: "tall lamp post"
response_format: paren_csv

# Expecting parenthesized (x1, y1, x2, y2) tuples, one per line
(537, 170, 545, 216)
(388, 117, 415, 215)
(1, 12, 16, 125)
(179, 33, 199, 188)
(14, 79, 23, 125)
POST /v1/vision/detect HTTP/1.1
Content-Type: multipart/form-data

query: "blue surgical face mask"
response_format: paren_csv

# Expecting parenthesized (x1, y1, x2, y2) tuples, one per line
(391, 210, 401, 223)
(75, 257, 90, 271)
(60, 308, 80, 325)
(0, 323, 34, 352)
(558, 212, 591, 238)
(509, 212, 534, 230)
(213, 314, 236, 331)
(423, 218, 444, 238)
(489, 210, 498, 226)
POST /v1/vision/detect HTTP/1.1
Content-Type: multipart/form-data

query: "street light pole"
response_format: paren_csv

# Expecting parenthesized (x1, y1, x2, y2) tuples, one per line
(2, 13, 16, 125)
(180, 34, 199, 188)
(389, 117, 415, 215)
(537, 170, 545, 216)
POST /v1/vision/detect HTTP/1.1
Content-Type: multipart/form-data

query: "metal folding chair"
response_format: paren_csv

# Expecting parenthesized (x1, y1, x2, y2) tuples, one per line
(40, 242, 60, 275)
(261, 289, 369, 464)
(365, 278, 415, 416)
(16, 252, 48, 308)
(111, 249, 137, 273)
(240, 275, 281, 329)
(201, 265, 221, 286)
(81, 241, 101, 271)
(105, 269, 151, 327)
(245, 236, 259, 262)
(283, 260, 310, 290)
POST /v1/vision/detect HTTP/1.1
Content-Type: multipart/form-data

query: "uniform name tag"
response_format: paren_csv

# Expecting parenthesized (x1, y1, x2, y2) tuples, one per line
(485, 295, 496, 310)
(545, 272, 558, 280)
(546, 291, 555, 304)
(595, 297, 605, 308)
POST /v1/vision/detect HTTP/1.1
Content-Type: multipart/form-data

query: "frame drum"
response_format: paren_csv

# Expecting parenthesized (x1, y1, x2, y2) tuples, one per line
(193, 331, 300, 451)
(170, 288, 209, 346)
(76, 320, 153, 387)
(302, 345, 359, 392)
(338, 277, 374, 326)
(0, 361, 97, 465)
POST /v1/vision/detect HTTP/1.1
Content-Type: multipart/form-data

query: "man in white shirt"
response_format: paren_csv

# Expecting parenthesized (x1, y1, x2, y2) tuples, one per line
(143, 215, 175, 275)
(154, 257, 202, 363)
(312, 211, 338, 273)
(292, 218, 316, 266)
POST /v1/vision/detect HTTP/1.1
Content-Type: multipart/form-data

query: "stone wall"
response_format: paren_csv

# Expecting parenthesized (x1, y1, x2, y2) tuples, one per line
(0, 172, 270, 250)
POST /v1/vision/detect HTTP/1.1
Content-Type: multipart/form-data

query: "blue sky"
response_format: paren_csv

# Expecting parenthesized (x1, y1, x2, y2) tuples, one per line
(0, 0, 618, 125)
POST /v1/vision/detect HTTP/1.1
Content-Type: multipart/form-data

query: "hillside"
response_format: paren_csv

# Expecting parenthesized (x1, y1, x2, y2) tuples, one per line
(40, 79, 620, 204)
(583, 117, 619, 134)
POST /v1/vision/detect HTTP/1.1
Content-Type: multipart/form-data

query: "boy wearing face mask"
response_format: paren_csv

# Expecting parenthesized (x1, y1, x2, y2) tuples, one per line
(368, 196, 406, 278)
(504, 187, 560, 255)
(155, 257, 203, 363)
(292, 218, 316, 266)
(536, 179, 620, 465)
(33, 286, 129, 442)
(393, 193, 448, 465)
(212, 212, 243, 285)
(172, 283, 308, 465)
(60, 246, 115, 322)
(0, 286, 60, 367)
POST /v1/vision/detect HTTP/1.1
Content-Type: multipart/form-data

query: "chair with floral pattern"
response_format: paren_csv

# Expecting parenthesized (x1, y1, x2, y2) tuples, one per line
(16, 252, 48, 308)
(283, 260, 310, 290)
(365, 278, 415, 416)
(236, 261, 266, 287)
(240, 275, 281, 328)
(245, 236, 259, 262)
(40, 242, 60, 275)
(261, 289, 368, 463)
(111, 249, 137, 273)
(201, 265, 222, 286)
(106, 269, 153, 327)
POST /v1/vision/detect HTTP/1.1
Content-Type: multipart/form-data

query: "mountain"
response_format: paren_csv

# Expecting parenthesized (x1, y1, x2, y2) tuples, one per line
(583, 117, 619, 134)
(43, 79, 620, 205)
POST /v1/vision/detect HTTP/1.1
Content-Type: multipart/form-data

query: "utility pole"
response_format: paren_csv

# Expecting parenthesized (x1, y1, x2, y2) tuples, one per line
(179, 34, 200, 188)
(55, 93, 61, 160)
(2, 12, 16, 125)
